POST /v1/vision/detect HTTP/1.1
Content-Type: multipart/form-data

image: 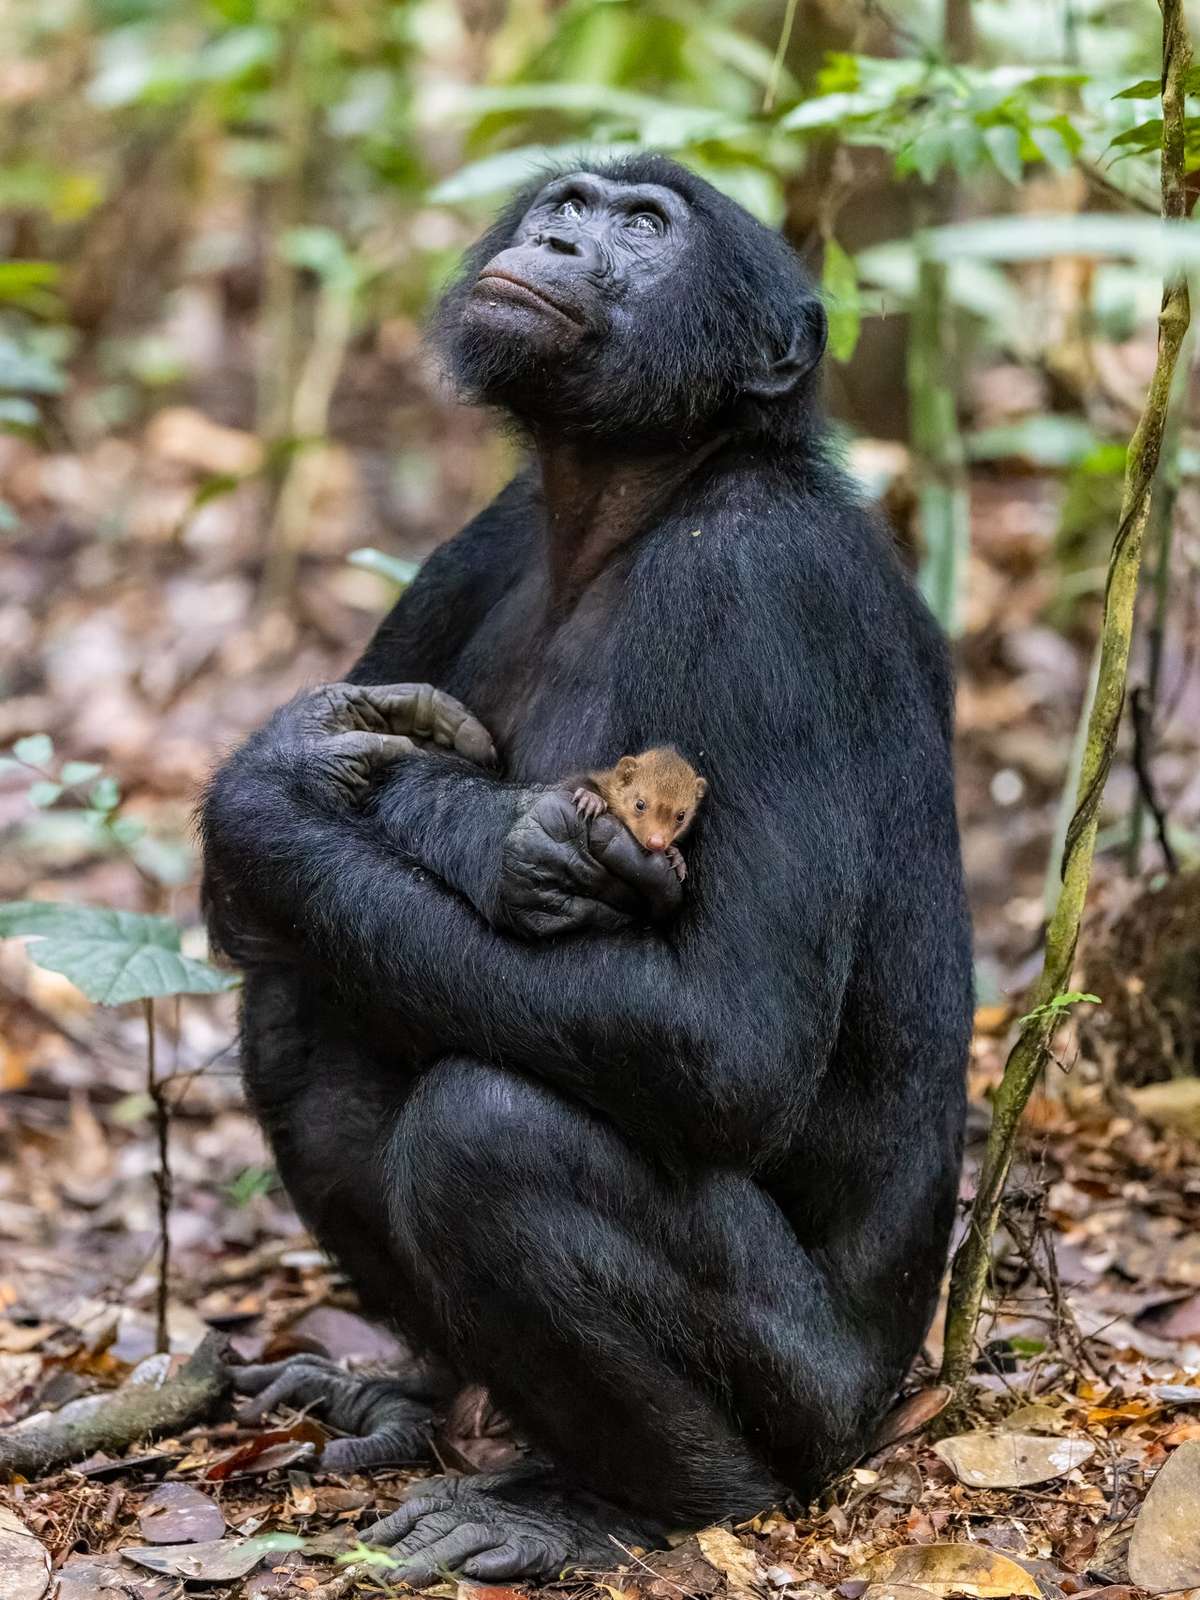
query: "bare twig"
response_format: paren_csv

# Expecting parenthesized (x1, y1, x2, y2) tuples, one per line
(940, 0, 1195, 1403)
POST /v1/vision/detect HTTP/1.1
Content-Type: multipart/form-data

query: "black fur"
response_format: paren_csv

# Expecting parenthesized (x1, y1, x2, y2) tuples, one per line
(201, 155, 972, 1563)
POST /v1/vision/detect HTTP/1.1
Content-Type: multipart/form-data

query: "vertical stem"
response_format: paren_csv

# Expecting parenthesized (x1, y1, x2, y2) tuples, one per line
(940, 0, 1194, 1401)
(910, 243, 971, 634)
(145, 997, 171, 1355)
(1127, 317, 1194, 870)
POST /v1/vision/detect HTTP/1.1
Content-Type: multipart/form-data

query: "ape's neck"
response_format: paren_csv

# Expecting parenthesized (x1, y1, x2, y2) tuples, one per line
(535, 434, 723, 603)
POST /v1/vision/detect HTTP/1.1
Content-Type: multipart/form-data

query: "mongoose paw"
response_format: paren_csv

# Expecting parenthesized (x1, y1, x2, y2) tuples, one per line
(665, 844, 687, 881)
(573, 787, 606, 820)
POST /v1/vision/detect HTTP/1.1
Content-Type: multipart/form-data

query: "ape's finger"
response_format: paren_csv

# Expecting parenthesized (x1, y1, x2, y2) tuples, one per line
(461, 1539, 538, 1581)
(344, 683, 497, 768)
(360, 1495, 453, 1548)
(389, 1521, 500, 1585)
(320, 1415, 429, 1471)
(234, 1356, 339, 1394)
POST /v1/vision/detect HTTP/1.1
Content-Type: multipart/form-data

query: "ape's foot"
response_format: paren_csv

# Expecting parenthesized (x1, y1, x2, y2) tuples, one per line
(573, 787, 606, 820)
(235, 1355, 435, 1471)
(359, 1464, 666, 1585)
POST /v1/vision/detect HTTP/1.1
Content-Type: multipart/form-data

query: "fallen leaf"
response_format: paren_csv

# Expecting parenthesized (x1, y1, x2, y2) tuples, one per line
(204, 1423, 323, 1479)
(0, 1506, 50, 1600)
(121, 1534, 304, 1582)
(56, 1552, 181, 1599)
(856, 1543, 1040, 1598)
(861, 1589, 939, 1600)
(695, 1526, 765, 1596)
(137, 1483, 227, 1544)
(871, 1386, 952, 1449)
(933, 1429, 1094, 1488)
(1129, 1438, 1200, 1591)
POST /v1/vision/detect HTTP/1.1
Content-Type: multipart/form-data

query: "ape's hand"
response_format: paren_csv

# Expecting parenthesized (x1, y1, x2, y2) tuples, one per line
(272, 681, 496, 804)
(496, 786, 683, 939)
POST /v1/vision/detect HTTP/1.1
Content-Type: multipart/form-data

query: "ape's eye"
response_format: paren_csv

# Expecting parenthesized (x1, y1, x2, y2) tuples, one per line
(554, 197, 585, 220)
(635, 799, 647, 812)
(627, 211, 663, 235)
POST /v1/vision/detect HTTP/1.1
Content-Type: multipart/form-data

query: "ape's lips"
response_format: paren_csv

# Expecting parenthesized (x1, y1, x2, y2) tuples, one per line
(473, 271, 584, 326)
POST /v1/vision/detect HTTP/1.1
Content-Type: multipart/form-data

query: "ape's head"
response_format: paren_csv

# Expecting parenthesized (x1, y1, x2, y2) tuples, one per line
(432, 154, 827, 446)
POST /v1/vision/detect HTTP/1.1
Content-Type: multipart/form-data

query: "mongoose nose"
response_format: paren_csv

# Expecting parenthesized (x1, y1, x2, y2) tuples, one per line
(647, 834, 667, 852)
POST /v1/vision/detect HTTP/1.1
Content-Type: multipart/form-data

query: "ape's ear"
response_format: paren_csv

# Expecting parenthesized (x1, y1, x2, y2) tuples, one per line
(616, 755, 639, 786)
(743, 300, 828, 401)
(694, 776, 709, 801)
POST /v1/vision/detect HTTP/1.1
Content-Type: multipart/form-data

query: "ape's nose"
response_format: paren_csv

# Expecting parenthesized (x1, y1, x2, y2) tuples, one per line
(533, 229, 602, 269)
(646, 834, 667, 852)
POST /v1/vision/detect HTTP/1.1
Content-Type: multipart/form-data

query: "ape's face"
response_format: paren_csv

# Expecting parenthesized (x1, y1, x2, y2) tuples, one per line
(461, 172, 692, 367)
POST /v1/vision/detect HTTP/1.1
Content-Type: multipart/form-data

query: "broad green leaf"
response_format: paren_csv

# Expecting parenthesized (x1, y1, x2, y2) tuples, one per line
(447, 82, 664, 123)
(821, 239, 861, 363)
(926, 214, 1200, 268)
(1114, 79, 1161, 101)
(28, 780, 62, 808)
(0, 900, 237, 1005)
(984, 124, 1024, 184)
(12, 733, 53, 766)
(1109, 118, 1163, 154)
(431, 141, 640, 205)
(0, 396, 39, 428)
(60, 761, 103, 786)
(348, 547, 421, 588)
(0, 337, 66, 396)
(90, 775, 121, 812)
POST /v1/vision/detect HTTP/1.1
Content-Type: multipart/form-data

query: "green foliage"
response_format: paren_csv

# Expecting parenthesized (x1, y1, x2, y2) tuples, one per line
(225, 1165, 279, 1205)
(0, 900, 238, 1005)
(1017, 990, 1102, 1028)
(820, 239, 861, 364)
(348, 546, 421, 588)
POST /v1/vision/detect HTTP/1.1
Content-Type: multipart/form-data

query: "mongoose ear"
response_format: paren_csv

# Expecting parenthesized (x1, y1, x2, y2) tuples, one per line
(694, 776, 709, 800)
(616, 755, 639, 786)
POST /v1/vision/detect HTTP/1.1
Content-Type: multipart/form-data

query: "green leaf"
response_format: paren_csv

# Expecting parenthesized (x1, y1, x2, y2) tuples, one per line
(926, 214, 1200, 269)
(1109, 118, 1163, 154)
(28, 780, 63, 808)
(89, 775, 121, 812)
(431, 141, 641, 205)
(0, 396, 40, 428)
(12, 733, 53, 766)
(0, 336, 66, 396)
(821, 239, 861, 363)
(1017, 990, 1101, 1027)
(0, 900, 238, 1005)
(60, 761, 103, 786)
(1114, 78, 1161, 101)
(983, 124, 1024, 184)
(348, 547, 422, 587)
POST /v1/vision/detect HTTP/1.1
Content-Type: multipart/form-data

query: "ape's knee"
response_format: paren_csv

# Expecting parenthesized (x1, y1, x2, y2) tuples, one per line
(387, 1059, 553, 1257)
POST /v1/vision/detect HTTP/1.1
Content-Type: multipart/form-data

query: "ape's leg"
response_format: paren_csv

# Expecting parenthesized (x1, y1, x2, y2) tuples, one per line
(358, 1058, 893, 1582)
(232, 970, 455, 1470)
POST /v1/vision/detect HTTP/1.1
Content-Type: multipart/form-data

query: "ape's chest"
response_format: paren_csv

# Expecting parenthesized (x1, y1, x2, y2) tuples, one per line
(440, 570, 631, 782)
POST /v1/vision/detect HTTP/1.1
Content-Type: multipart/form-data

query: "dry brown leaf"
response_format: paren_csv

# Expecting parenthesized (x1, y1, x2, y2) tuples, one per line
(933, 1429, 1094, 1488)
(137, 1482, 226, 1544)
(1129, 1439, 1200, 1592)
(0, 1506, 51, 1600)
(856, 1543, 1040, 1598)
(695, 1527, 766, 1596)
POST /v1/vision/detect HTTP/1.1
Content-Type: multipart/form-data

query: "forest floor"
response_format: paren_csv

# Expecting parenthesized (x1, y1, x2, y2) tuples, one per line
(2, 344, 1200, 1596)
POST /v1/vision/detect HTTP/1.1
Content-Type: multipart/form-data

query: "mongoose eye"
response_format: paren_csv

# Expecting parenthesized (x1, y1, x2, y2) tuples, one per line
(635, 799, 647, 812)
(676, 810, 686, 822)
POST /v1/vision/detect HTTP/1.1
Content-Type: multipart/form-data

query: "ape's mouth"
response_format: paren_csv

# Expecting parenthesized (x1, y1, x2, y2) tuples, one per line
(473, 272, 584, 326)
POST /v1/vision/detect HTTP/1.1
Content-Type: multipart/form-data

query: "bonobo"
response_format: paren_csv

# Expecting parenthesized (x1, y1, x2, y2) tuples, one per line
(202, 154, 972, 1583)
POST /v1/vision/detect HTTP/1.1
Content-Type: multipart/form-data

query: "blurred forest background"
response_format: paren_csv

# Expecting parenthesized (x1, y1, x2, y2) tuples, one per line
(4, 0, 1200, 1593)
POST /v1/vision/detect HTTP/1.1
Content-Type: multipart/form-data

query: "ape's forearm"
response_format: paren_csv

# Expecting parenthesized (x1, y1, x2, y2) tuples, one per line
(201, 752, 823, 1162)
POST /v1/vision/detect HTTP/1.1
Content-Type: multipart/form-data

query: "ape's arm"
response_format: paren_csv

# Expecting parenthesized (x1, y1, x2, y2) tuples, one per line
(201, 701, 864, 1165)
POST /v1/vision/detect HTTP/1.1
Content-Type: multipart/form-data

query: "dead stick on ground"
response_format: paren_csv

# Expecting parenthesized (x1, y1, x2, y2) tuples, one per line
(0, 1332, 230, 1479)
(939, 0, 1195, 1403)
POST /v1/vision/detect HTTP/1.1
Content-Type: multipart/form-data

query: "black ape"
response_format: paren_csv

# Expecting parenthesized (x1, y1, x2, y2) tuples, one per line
(202, 154, 972, 1582)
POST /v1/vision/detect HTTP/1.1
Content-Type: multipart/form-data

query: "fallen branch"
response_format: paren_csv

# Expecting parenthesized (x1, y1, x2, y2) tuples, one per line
(939, 0, 1195, 1401)
(0, 1332, 230, 1479)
